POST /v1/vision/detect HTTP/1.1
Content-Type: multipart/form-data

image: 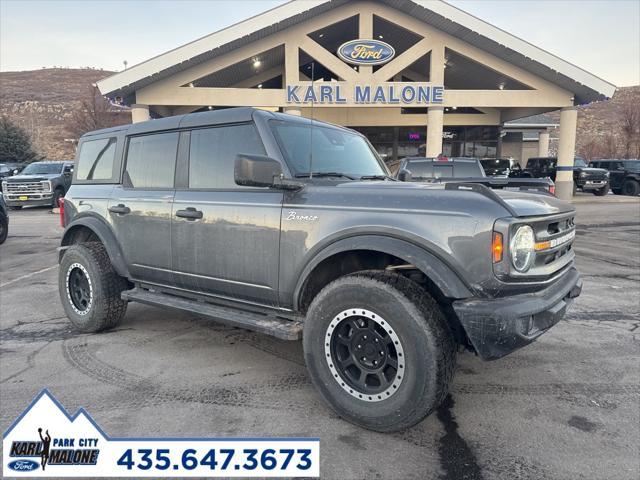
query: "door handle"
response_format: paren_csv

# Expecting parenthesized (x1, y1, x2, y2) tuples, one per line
(108, 204, 130, 215)
(176, 207, 203, 220)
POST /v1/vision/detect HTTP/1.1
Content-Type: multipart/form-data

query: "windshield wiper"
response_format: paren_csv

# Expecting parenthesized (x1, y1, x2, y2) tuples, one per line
(294, 172, 355, 180)
(359, 174, 397, 181)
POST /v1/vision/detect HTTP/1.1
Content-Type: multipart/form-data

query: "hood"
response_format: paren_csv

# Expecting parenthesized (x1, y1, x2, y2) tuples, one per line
(7, 173, 60, 182)
(493, 190, 574, 217)
(576, 167, 608, 176)
(334, 180, 573, 217)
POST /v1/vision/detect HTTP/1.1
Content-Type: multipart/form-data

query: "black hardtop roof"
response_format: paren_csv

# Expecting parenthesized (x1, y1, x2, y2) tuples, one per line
(80, 107, 352, 139)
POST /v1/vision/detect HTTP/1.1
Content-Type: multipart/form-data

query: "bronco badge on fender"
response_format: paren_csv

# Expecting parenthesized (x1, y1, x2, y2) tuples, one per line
(337, 39, 395, 65)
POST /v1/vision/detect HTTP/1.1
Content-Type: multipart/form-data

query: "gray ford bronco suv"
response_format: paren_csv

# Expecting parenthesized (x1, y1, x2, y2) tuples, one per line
(58, 108, 581, 432)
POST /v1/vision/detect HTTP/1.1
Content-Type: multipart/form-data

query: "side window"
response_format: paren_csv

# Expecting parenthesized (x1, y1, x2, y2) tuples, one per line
(76, 137, 117, 180)
(125, 132, 179, 188)
(189, 123, 265, 189)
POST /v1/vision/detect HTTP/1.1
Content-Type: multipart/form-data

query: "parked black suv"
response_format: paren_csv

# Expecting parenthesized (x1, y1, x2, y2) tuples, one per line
(2, 161, 74, 208)
(588, 159, 640, 196)
(519, 157, 609, 195)
(57, 108, 581, 432)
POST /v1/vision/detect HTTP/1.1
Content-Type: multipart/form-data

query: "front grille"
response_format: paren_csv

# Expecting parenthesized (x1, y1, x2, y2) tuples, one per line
(5, 182, 45, 193)
(530, 213, 576, 277)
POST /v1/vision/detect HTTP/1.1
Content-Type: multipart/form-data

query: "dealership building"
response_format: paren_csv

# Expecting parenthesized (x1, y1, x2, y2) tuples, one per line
(97, 0, 616, 199)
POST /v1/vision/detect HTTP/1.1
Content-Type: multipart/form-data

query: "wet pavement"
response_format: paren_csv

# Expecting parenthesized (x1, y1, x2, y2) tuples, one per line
(1, 198, 639, 480)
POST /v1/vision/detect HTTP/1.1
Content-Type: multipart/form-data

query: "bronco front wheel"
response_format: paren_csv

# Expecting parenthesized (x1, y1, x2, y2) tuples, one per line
(303, 271, 456, 432)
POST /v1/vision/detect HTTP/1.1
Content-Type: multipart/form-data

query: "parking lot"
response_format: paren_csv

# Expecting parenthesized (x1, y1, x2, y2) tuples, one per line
(1, 196, 639, 480)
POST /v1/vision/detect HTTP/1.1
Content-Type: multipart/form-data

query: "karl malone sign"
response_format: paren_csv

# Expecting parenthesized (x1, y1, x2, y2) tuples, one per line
(287, 40, 444, 106)
(286, 83, 445, 105)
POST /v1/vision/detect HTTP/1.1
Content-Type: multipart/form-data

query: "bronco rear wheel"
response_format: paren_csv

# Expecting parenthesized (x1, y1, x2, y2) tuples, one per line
(303, 271, 456, 432)
(59, 242, 128, 332)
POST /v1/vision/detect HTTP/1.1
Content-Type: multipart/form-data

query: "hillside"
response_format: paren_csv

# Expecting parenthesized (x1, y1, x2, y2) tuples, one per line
(0, 68, 130, 159)
(547, 86, 640, 159)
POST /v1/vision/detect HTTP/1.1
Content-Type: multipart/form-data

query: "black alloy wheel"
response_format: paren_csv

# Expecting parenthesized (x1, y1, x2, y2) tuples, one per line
(327, 309, 404, 401)
(67, 263, 93, 313)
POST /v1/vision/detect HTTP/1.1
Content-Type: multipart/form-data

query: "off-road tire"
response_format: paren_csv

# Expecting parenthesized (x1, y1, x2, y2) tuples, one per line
(59, 242, 128, 332)
(303, 270, 456, 432)
(622, 179, 640, 196)
(0, 213, 7, 244)
(593, 184, 609, 196)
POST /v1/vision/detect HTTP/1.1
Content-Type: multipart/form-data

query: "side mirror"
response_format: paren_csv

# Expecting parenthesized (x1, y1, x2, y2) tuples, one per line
(397, 169, 412, 182)
(235, 154, 284, 188)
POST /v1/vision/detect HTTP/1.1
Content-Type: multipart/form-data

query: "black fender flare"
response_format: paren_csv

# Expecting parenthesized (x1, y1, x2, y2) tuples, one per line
(59, 216, 130, 278)
(292, 235, 473, 310)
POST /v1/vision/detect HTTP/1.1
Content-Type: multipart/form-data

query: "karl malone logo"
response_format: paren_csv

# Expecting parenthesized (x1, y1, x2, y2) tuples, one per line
(337, 39, 395, 66)
(4, 389, 102, 474)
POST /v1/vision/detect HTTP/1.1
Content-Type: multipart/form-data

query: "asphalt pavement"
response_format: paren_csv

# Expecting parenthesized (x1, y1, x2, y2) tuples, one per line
(1, 195, 639, 480)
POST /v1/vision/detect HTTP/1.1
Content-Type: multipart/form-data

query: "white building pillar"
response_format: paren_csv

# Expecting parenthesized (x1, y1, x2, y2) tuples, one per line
(556, 107, 578, 200)
(426, 106, 444, 157)
(131, 104, 150, 123)
(538, 130, 550, 157)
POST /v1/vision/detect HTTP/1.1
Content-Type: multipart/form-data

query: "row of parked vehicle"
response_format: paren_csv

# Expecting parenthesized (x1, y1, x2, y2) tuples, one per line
(395, 155, 640, 197)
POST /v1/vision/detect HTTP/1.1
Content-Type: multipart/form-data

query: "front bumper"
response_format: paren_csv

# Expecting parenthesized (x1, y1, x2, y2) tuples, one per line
(3, 193, 53, 207)
(578, 180, 608, 190)
(453, 267, 582, 360)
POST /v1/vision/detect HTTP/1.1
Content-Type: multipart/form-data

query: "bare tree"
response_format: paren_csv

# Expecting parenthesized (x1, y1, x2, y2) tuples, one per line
(579, 139, 600, 160)
(65, 86, 130, 140)
(602, 134, 620, 158)
(620, 103, 640, 159)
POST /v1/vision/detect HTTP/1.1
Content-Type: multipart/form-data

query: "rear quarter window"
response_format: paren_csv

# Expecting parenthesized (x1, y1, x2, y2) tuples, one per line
(76, 137, 117, 180)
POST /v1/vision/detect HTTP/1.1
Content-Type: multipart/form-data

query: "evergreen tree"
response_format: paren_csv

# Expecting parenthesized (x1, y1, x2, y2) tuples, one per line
(0, 116, 40, 163)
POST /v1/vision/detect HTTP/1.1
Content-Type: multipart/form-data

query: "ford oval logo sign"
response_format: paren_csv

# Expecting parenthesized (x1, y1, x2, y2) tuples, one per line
(337, 39, 395, 66)
(8, 460, 39, 472)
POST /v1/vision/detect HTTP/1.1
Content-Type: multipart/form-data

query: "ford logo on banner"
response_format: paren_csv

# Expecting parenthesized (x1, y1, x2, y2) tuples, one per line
(8, 460, 39, 472)
(337, 39, 395, 66)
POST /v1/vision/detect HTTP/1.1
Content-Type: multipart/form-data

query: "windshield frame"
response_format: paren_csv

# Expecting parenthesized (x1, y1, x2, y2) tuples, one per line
(268, 120, 390, 180)
(20, 162, 64, 175)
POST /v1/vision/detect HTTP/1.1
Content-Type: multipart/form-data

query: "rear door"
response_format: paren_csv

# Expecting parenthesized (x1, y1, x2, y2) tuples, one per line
(171, 123, 283, 306)
(109, 131, 179, 285)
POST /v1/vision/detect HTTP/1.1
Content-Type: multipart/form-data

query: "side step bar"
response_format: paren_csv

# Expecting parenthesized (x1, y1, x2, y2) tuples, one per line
(122, 288, 303, 341)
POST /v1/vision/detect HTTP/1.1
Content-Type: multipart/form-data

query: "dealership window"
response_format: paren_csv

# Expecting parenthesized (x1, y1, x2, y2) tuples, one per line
(125, 132, 179, 188)
(189, 124, 265, 189)
(76, 137, 117, 180)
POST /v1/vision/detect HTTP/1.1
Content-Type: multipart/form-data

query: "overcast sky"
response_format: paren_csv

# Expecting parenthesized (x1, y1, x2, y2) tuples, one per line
(1, 0, 638, 86)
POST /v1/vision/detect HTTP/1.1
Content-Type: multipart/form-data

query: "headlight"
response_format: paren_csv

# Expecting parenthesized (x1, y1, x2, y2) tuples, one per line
(41, 180, 51, 192)
(579, 171, 587, 177)
(1, 181, 6, 191)
(605, 171, 610, 178)
(510, 225, 535, 272)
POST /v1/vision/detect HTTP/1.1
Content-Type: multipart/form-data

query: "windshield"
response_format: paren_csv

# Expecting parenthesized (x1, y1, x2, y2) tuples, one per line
(574, 158, 588, 168)
(623, 160, 640, 172)
(270, 121, 387, 178)
(20, 163, 63, 175)
(482, 159, 511, 170)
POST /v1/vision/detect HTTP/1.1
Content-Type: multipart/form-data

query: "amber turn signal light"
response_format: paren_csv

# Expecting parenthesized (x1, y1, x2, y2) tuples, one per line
(492, 232, 503, 263)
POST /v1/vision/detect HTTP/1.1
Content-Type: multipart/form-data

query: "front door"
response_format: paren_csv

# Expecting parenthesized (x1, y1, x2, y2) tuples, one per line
(171, 123, 282, 306)
(109, 131, 179, 285)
